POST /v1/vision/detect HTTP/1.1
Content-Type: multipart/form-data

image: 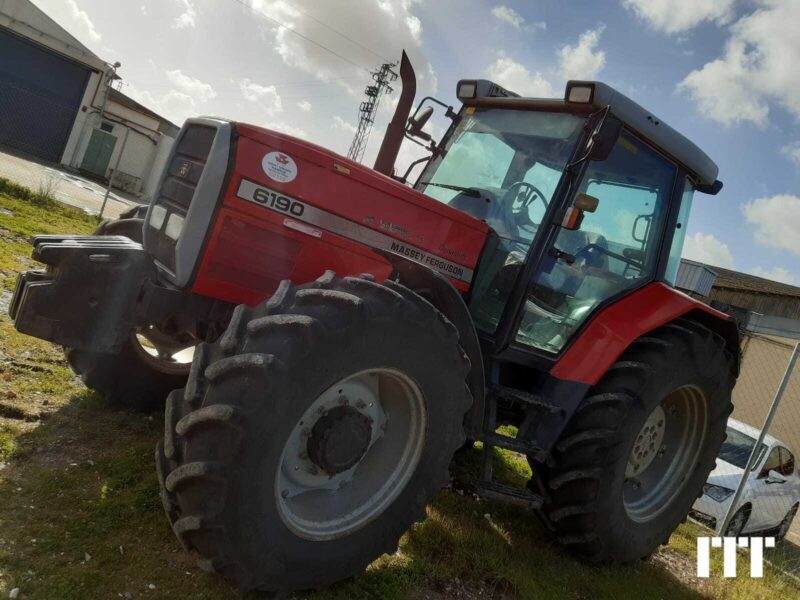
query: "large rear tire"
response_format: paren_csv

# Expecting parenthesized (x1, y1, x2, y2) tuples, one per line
(529, 318, 735, 563)
(65, 214, 192, 411)
(156, 272, 471, 593)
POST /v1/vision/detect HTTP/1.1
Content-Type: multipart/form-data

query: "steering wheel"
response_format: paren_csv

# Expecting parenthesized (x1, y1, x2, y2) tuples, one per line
(500, 181, 549, 235)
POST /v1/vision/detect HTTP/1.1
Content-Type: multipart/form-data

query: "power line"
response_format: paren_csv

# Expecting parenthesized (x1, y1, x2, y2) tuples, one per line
(229, 0, 371, 72)
(285, 3, 391, 63)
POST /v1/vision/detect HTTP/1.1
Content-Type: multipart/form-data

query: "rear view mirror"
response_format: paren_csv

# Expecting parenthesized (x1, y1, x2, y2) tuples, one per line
(765, 470, 787, 484)
(561, 193, 599, 231)
(407, 106, 433, 141)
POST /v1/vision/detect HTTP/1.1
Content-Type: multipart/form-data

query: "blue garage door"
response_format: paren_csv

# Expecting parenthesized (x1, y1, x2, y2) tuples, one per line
(0, 28, 90, 162)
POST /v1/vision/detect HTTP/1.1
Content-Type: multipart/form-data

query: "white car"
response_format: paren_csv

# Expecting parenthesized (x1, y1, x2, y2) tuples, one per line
(691, 418, 800, 539)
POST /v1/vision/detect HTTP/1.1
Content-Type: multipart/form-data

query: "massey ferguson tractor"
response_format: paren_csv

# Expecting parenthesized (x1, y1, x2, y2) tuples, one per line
(9, 53, 738, 594)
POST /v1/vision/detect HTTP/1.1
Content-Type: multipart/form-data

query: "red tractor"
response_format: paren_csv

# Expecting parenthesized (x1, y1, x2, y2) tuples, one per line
(10, 54, 738, 594)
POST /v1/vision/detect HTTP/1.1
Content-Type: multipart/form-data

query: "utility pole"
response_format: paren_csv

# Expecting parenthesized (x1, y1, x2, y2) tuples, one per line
(348, 61, 397, 163)
(98, 61, 121, 126)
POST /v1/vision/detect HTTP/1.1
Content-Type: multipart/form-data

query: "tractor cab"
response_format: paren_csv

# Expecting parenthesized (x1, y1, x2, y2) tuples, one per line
(403, 79, 722, 359)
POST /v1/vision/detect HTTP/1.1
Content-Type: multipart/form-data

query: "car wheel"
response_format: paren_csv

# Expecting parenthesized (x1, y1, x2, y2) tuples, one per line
(777, 504, 798, 541)
(724, 506, 749, 537)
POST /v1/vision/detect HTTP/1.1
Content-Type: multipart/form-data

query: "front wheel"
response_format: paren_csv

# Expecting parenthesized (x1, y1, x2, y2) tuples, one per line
(529, 318, 735, 563)
(157, 272, 471, 594)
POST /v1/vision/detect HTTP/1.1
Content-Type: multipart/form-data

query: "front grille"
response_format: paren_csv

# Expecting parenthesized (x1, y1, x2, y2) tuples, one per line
(149, 124, 217, 271)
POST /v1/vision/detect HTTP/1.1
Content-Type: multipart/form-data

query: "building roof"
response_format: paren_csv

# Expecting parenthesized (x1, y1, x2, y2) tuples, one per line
(709, 264, 800, 299)
(0, 0, 106, 71)
(108, 87, 180, 136)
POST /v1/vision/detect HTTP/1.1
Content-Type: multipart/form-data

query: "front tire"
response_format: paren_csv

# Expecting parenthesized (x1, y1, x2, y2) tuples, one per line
(530, 318, 735, 562)
(157, 272, 471, 593)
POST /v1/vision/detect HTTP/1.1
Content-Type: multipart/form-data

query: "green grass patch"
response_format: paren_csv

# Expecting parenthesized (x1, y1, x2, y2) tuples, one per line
(0, 189, 799, 598)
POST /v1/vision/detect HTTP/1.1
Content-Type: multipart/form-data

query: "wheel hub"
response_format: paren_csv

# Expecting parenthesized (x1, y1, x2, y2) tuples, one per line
(276, 368, 426, 540)
(626, 405, 666, 478)
(307, 405, 373, 475)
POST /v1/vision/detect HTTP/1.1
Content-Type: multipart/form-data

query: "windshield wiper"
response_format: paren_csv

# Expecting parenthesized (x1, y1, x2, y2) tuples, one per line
(418, 181, 482, 197)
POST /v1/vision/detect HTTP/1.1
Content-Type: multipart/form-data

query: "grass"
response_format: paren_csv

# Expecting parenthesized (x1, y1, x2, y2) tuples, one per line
(1, 189, 800, 599)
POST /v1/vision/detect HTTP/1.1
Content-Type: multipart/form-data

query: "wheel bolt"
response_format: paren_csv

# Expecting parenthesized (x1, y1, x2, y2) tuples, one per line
(356, 399, 367, 409)
(299, 451, 308, 459)
(307, 465, 318, 475)
(281, 489, 289, 498)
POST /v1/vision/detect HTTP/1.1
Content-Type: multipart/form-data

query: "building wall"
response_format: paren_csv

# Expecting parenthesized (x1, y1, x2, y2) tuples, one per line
(709, 288, 800, 321)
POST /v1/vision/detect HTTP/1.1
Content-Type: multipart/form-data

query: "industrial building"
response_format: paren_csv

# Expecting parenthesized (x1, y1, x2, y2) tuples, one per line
(0, 0, 178, 198)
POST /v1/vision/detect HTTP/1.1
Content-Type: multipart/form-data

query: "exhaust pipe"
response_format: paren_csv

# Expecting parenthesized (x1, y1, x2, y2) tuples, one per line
(373, 50, 416, 176)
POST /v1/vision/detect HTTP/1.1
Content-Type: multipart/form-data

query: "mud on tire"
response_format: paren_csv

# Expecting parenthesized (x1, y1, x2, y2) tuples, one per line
(156, 271, 471, 594)
(530, 318, 736, 563)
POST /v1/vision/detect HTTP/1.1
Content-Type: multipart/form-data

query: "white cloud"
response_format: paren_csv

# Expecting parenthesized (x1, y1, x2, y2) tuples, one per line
(682, 232, 735, 268)
(485, 55, 553, 97)
(781, 142, 800, 167)
(491, 5, 525, 29)
(248, 0, 436, 95)
(166, 69, 217, 103)
(297, 100, 312, 112)
(621, 0, 736, 34)
(66, 0, 101, 42)
(558, 25, 606, 81)
(239, 79, 282, 115)
(126, 70, 217, 124)
(173, 0, 197, 29)
(264, 120, 308, 139)
(749, 266, 798, 285)
(742, 194, 800, 256)
(332, 115, 357, 135)
(678, 0, 800, 127)
(125, 85, 195, 125)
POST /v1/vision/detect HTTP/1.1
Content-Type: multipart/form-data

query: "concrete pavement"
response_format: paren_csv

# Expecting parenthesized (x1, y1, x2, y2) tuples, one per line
(0, 149, 145, 219)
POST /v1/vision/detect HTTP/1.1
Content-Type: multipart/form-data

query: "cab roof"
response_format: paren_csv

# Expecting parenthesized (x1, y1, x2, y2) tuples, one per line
(457, 78, 721, 191)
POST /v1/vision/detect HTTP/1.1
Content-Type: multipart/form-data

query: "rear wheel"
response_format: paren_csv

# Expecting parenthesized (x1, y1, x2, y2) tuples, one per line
(65, 215, 194, 411)
(529, 318, 735, 562)
(156, 272, 471, 593)
(777, 504, 797, 541)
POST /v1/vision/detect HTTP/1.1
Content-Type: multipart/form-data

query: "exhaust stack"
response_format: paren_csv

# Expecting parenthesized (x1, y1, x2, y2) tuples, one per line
(373, 50, 416, 176)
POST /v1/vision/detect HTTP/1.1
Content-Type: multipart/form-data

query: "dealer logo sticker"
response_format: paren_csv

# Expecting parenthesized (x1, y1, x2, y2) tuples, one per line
(262, 151, 298, 183)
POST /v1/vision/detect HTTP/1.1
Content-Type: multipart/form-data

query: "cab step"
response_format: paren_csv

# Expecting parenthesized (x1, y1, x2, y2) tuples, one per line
(472, 480, 543, 509)
(491, 383, 562, 414)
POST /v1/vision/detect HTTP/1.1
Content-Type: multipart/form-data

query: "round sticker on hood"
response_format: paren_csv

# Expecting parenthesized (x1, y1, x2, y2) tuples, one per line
(262, 151, 298, 183)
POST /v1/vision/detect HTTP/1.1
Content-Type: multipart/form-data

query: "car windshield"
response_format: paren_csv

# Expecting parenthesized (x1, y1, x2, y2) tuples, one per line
(416, 108, 585, 244)
(718, 427, 767, 470)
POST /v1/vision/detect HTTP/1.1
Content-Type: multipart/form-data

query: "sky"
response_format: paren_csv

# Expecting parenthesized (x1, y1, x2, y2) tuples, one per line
(33, 0, 800, 286)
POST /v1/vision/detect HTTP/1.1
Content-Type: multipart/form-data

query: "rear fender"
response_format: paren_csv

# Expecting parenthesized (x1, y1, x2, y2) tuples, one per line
(385, 256, 485, 435)
(551, 282, 740, 386)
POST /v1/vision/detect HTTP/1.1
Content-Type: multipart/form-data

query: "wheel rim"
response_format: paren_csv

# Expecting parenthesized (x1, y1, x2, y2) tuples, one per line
(132, 328, 194, 374)
(276, 368, 427, 540)
(623, 385, 708, 522)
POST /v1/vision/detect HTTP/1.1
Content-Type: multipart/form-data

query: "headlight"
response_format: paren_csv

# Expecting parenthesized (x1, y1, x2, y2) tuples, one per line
(703, 483, 734, 502)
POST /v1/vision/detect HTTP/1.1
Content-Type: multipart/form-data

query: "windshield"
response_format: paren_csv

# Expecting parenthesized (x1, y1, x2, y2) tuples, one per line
(415, 108, 585, 244)
(718, 427, 767, 470)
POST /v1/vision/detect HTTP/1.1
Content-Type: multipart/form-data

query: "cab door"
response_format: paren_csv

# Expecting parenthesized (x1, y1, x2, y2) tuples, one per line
(513, 130, 677, 354)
